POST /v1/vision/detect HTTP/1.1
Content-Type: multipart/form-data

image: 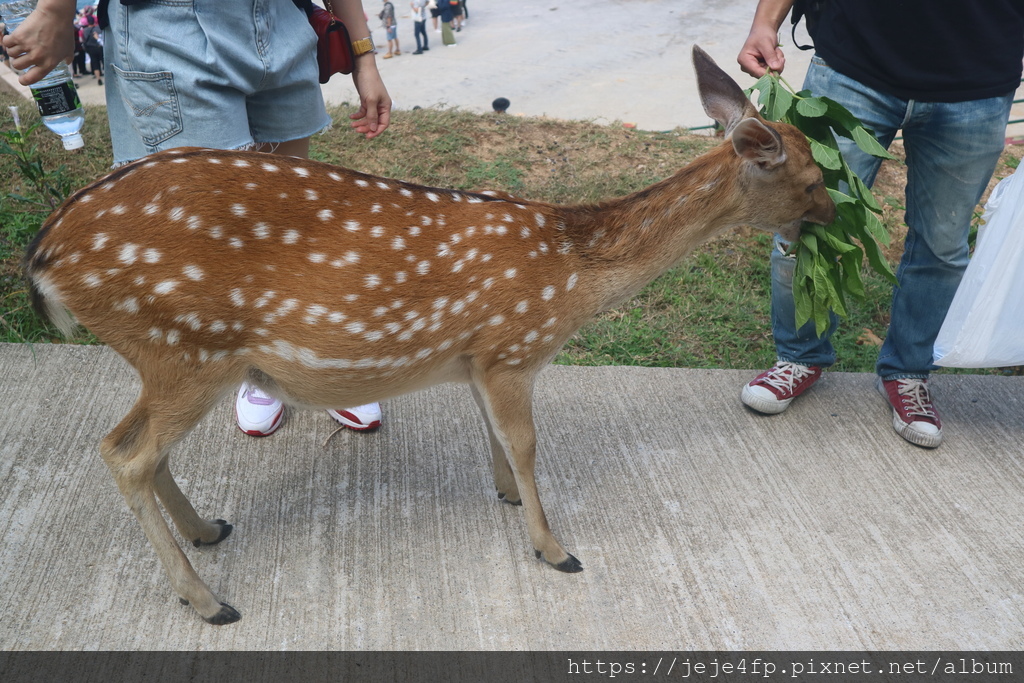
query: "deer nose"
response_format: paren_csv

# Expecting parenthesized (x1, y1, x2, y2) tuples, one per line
(805, 193, 836, 226)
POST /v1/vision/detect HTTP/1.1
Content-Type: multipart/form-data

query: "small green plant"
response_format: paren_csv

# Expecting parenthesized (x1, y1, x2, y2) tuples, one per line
(1, 105, 74, 210)
(748, 74, 898, 335)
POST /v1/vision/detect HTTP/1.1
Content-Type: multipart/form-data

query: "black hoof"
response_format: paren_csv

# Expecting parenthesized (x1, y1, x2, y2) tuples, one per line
(203, 602, 241, 625)
(193, 520, 233, 547)
(497, 493, 523, 506)
(179, 598, 189, 606)
(535, 550, 584, 573)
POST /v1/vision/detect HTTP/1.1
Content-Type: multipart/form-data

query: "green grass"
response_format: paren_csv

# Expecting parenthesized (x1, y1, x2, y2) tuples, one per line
(1, 82, 1017, 374)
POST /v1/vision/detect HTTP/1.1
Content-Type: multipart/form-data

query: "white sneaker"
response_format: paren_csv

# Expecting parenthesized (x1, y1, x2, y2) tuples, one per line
(235, 384, 284, 436)
(327, 403, 382, 431)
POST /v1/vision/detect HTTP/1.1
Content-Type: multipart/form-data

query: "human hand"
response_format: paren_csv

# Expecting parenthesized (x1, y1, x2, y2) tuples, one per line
(350, 63, 392, 139)
(1, 2, 75, 86)
(737, 27, 786, 77)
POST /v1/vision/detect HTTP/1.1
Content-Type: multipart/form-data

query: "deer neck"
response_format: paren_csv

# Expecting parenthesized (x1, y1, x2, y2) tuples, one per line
(564, 145, 746, 308)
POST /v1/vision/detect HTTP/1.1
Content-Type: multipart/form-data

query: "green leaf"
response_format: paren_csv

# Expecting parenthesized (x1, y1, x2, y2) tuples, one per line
(809, 138, 842, 170)
(796, 97, 828, 118)
(851, 126, 898, 160)
(765, 86, 795, 122)
(826, 187, 857, 205)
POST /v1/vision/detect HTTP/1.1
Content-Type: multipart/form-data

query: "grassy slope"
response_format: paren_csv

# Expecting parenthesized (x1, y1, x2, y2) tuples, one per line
(1, 81, 1020, 373)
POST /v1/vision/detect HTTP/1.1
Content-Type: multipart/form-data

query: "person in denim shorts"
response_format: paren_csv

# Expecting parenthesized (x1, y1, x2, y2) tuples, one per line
(6, 0, 393, 437)
(736, 0, 1023, 448)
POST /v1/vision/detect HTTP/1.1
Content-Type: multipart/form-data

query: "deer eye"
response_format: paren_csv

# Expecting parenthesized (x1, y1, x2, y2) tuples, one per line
(806, 182, 824, 194)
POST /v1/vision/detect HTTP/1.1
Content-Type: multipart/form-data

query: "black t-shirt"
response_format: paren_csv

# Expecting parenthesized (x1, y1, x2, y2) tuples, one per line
(813, 0, 1024, 102)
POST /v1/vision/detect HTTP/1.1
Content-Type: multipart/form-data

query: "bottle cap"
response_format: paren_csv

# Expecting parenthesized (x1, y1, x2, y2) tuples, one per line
(62, 134, 84, 150)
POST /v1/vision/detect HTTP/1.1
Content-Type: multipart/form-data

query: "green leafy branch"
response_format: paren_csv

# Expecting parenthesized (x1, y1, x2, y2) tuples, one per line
(747, 73, 898, 336)
(1, 106, 74, 211)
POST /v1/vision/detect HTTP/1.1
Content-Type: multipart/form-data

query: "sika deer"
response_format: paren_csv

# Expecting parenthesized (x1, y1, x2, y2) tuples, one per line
(23, 47, 834, 624)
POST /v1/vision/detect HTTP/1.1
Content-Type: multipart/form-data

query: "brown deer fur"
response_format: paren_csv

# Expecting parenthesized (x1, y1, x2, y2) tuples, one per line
(22, 47, 834, 624)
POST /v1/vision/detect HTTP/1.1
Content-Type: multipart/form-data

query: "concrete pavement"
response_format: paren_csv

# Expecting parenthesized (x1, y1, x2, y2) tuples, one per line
(2, 342, 1023, 649)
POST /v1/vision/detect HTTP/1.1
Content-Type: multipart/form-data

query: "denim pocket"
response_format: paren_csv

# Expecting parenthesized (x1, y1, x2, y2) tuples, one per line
(112, 65, 182, 147)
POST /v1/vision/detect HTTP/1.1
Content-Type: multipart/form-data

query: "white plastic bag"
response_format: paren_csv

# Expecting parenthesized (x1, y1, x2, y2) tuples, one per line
(933, 170, 1024, 368)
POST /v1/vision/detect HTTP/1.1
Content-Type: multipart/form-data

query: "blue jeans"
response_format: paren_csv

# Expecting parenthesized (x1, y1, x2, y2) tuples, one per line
(771, 57, 1013, 379)
(414, 20, 428, 51)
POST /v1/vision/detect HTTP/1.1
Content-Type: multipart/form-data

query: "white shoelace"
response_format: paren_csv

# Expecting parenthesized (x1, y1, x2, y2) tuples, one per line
(894, 378, 938, 419)
(761, 362, 814, 391)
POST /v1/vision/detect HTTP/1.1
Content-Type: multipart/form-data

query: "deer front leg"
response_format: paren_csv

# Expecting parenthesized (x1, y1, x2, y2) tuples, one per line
(100, 393, 241, 625)
(469, 383, 521, 505)
(472, 369, 582, 573)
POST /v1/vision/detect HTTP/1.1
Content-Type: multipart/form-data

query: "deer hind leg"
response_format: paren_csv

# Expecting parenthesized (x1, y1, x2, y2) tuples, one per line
(100, 374, 241, 625)
(469, 383, 521, 505)
(471, 369, 582, 573)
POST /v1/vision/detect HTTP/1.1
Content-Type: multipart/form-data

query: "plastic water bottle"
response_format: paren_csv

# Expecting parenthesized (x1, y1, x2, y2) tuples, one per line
(1, 0, 85, 150)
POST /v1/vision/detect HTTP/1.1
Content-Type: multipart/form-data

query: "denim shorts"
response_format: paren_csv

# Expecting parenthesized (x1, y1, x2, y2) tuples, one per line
(386, 25, 397, 41)
(104, 0, 331, 165)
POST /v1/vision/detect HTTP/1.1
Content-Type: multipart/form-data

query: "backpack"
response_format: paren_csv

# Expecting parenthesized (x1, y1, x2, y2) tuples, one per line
(790, 0, 825, 51)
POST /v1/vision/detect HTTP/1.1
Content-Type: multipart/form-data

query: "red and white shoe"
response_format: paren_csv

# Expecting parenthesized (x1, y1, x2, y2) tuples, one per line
(741, 362, 822, 414)
(327, 403, 382, 432)
(235, 384, 284, 437)
(877, 377, 943, 448)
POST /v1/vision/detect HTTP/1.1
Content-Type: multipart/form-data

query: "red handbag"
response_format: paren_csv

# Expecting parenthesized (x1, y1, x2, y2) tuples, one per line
(307, 4, 355, 83)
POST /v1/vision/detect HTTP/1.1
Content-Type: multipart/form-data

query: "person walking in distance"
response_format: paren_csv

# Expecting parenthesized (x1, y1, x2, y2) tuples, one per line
(736, 0, 1024, 448)
(379, 0, 399, 58)
(4, 0, 394, 438)
(411, 0, 429, 54)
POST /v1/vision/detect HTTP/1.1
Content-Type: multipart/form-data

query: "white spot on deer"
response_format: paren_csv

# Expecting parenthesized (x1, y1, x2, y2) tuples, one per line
(210, 320, 227, 333)
(148, 328, 163, 342)
(400, 188, 413, 198)
(384, 322, 402, 334)
(252, 223, 271, 239)
(308, 253, 326, 264)
(142, 248, 161, 264)
(167, 206, 185, 222)
(365, 274, 382, 288)
(119, 244, 139, 265)
(143, 203, 160, 216)
(262, 162, 279, 172)
(282, 230, 300, 245)
(355, 179, 369, 188)
(264, 298, 298, 324)
(404, 310, 420, 321)
(117, 297, 140, 314)
(344, 220, 361, 232)
(417, 260, 431, 275)
(229, 237, 244, 249)
(371, 226, 385, 238)
(229, 288, 246, 307)
(254, 291, 276, 309)
(451, 261, 465, 273)
(364, 330, 384, 342)
(164, 329, 180, 345)
(231, 204, 247, 217)
(294, 167, 310, 178)
(567, 273, 578, 290)
(134, 276, 146, 286)
(489, 314, 505, 326)
(210, 226, 224, 239)
(543, 316, 558, 327)
(420, 216, 432, 227)
(92, 233, 109, 251)
(504, 268, 517, 279)
(506, 358, 523, 366)
(183, 265, 204, 281)
(377, 181, 390, 190)
(328, 312, 346, 323)
(344, 294, 358, 302)
(392, 237, 406, 250)
(154, 280, 178, 295)
(515, 300, 529, 314)
(450, 300, 466, 315)
(541, 286, 556, 301)
(111, 205, 127, 215)
(346, 321, 366, 334)
(187, 215, 202, 231)
(535, 213, 546, 227)
(425, 192, 439, 203)
(317, 209, 334, 221)
(305, 189, 319, 201)
(524, 331, 539, 343)
(503, 214, 514, 223)
(83, 273, 102, 288)
(369, 203, 383, 214)
(437, 243, 453, 257)
(395, 271, 407, 283)
(232, 322, 244, 332)
(328, 172, 341, 181)
(233, 159, 250, 168)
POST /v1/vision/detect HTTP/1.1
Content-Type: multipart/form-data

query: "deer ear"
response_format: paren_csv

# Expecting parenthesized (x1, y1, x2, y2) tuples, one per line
(692, 45, 759, 136)
(731, 118, 787, 169)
